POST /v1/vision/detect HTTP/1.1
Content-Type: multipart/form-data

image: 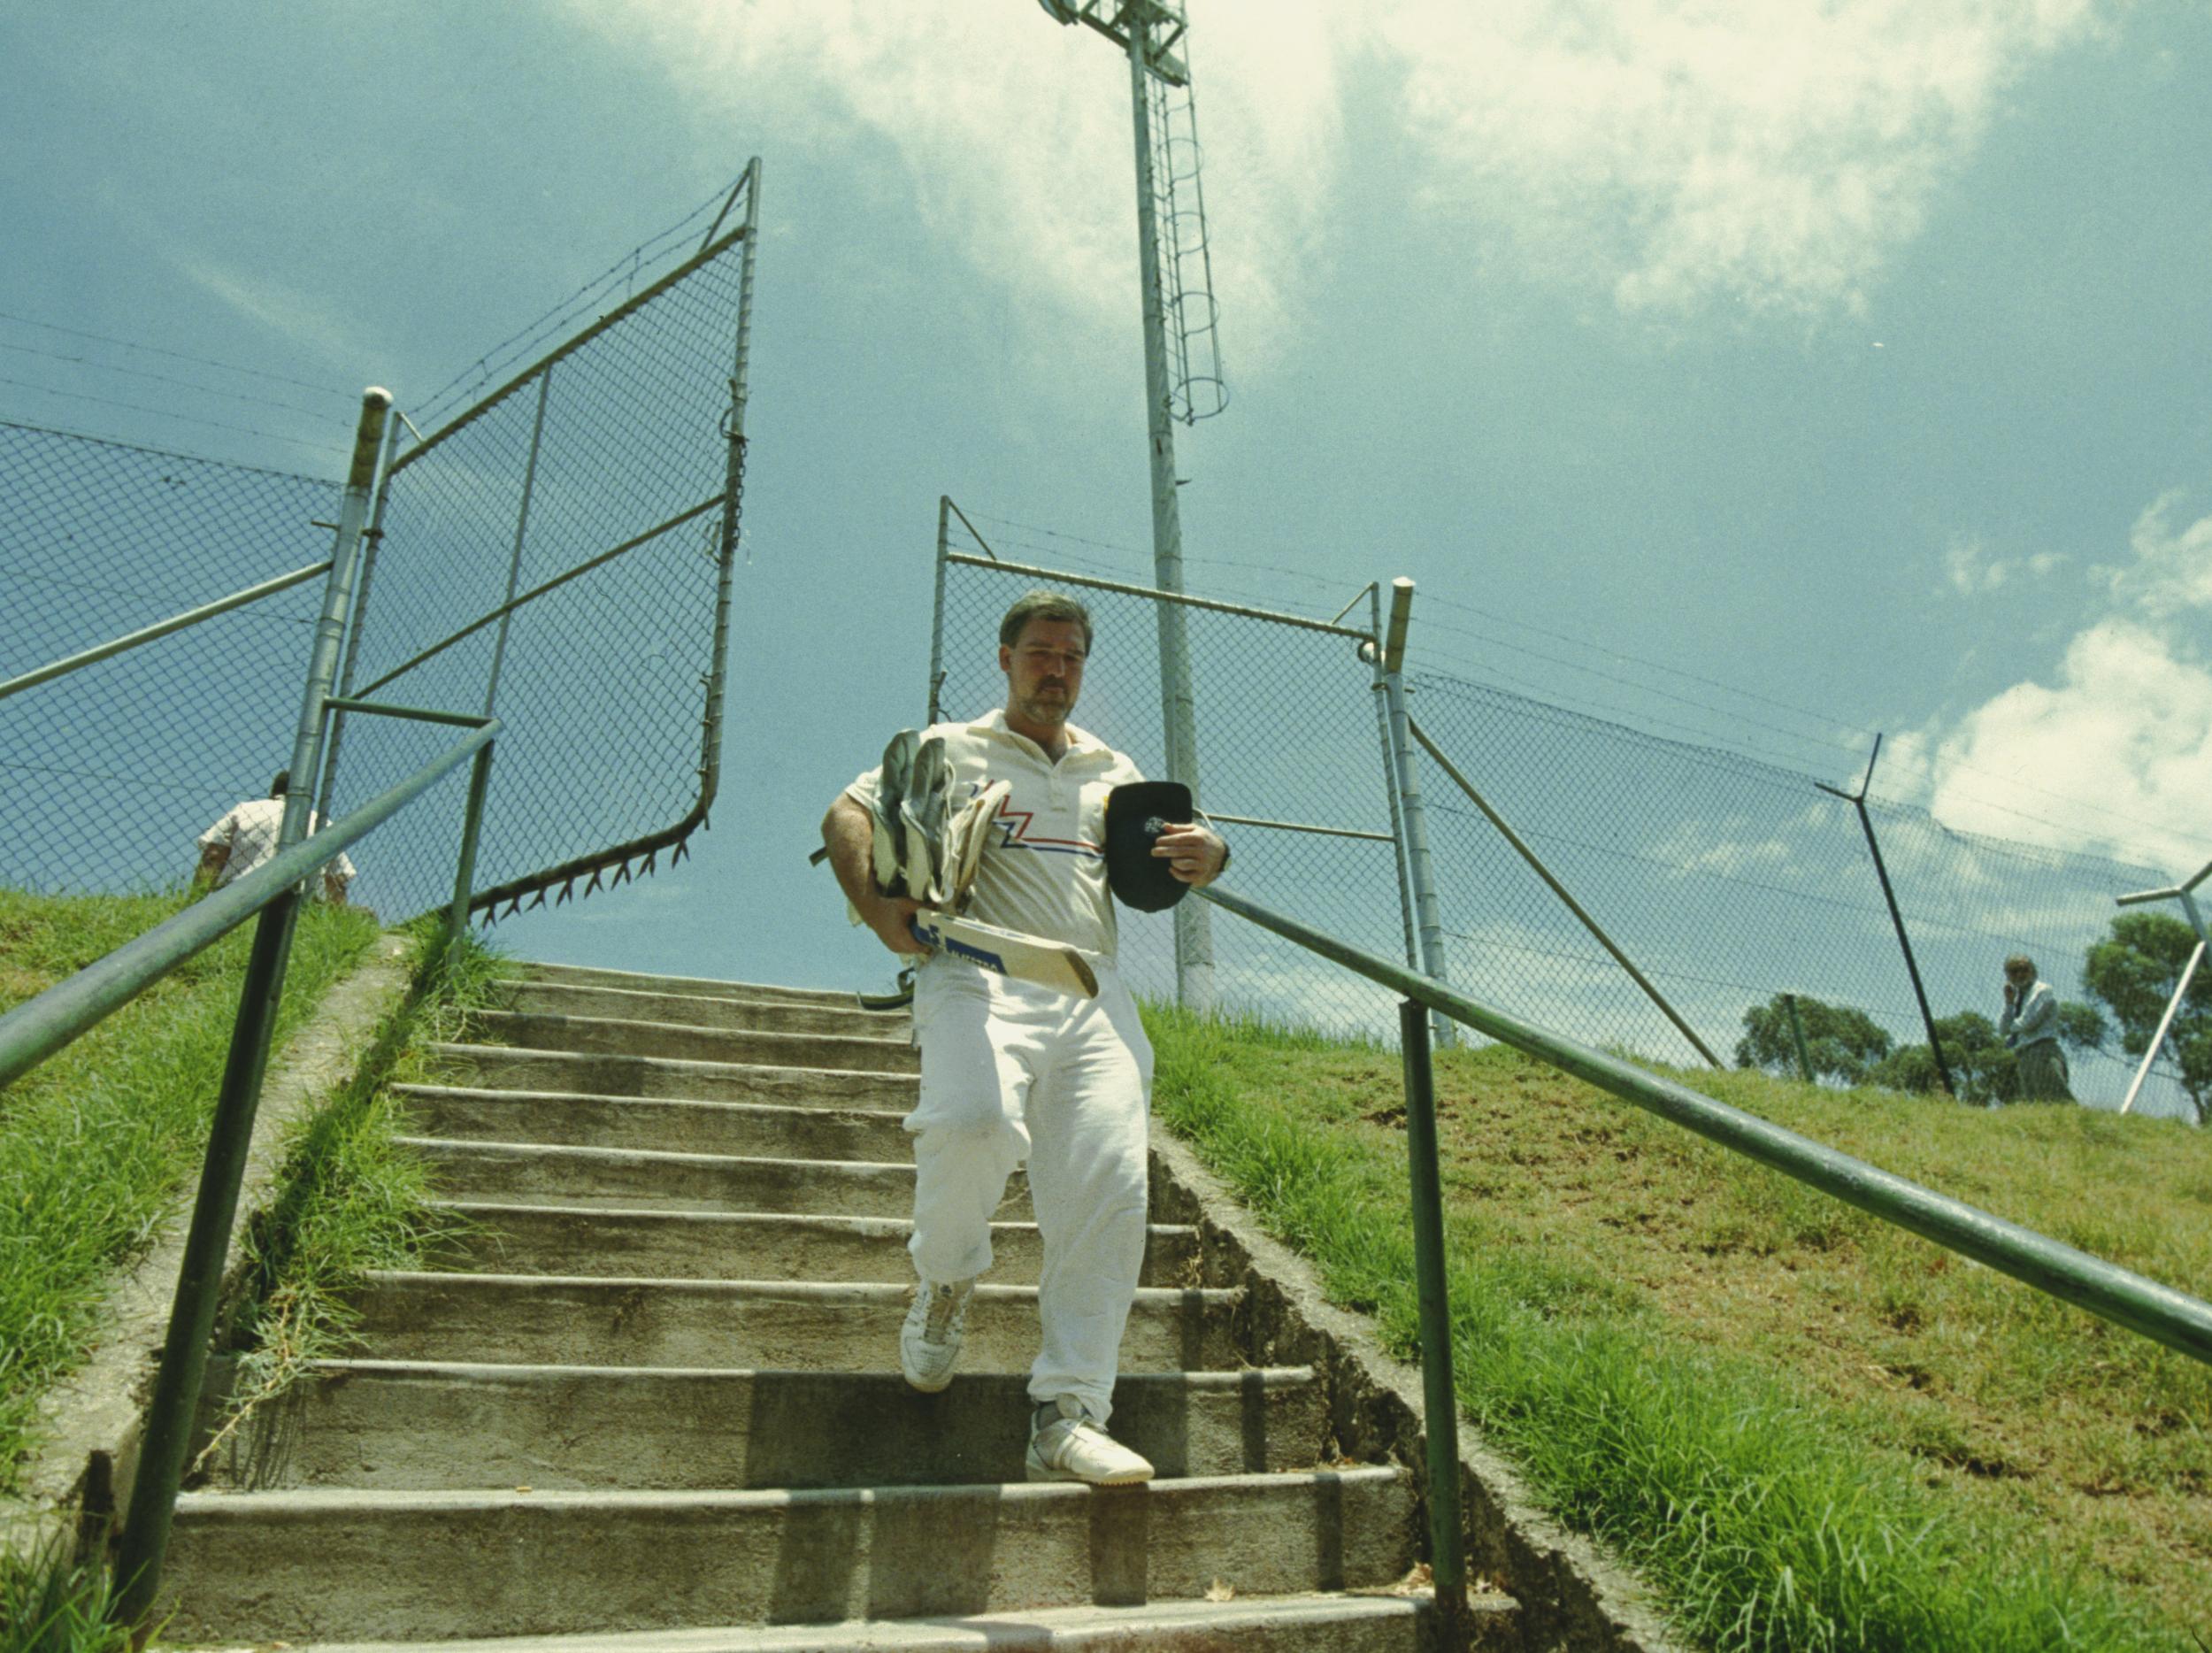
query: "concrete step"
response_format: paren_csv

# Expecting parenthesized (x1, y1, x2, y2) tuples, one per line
(210, 1361, 1326, 1491)
(399, 1139, 984, 1219)
(428, 1204, 1201, 1287)
(469, 1008, 920, 1076)
(348, 1276, 1245, 1372)
(512, 962, 886, 1009)
(160, 1468, 1417, 1644)
(396, 1086, 912, 1163)
(490, 978, 911, 1042)
(280, 1591, 1459, 1652)
(427, 1044, 918, 1111)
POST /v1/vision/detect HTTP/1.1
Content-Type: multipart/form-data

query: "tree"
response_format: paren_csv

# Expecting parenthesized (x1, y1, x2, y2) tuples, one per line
(1870, 1003, 2106, 1107)
(2082, 911, 2210, 1124)
(1734, 993, 1892, 1085)
(1870, 1011, 2015, 1104)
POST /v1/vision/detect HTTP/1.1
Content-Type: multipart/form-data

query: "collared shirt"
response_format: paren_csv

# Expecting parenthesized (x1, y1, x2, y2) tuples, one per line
(196, 798, 357, 889)
(845, 708, 1145, 959)
(1999, 979, 2060, 1048)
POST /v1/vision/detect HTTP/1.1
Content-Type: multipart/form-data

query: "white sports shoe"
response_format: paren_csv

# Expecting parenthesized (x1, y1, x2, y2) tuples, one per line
(1025, 1396, 1154, 1486)
(900, 1277, 975, 1393)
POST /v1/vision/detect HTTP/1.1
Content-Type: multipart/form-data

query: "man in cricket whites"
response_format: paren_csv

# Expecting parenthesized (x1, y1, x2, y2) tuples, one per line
(820, 589, 1227, 1485)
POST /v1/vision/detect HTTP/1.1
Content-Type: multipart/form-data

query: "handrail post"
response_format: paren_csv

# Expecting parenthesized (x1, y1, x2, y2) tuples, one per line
(1381, 579, 1454, 1047)
(111, 387, 390, 1633)
(111, 894, 297, 1627)
(1399, 998, 1468, 1648)
(446, 742, 497, 973)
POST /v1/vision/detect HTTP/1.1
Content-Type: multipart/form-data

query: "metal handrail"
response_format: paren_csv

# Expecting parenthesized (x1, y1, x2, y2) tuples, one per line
(0, 710, 500, 1628)
(1193, 878, 2212, 1643)
(1197, 882, 2212, 1363)
(0, 720, 495, 1090)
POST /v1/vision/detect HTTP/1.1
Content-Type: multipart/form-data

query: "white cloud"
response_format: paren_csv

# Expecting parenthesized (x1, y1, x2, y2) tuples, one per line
(1368, 0, 2108, 318)
(1901, 495, 2212, 870)
(1946, 534, 2008, 595)
(1940, 531, 2067, 596)
(562, 0, 2113, 365)
(560, 0, 1342, 370)
(170, 254, 378, 371)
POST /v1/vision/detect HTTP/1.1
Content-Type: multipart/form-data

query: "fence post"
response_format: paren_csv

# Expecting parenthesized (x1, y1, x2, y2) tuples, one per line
(1380, 580, 1454, 1048)
(696, 157, 760, 830)
(1370, 585, 1421, 971)
(929, 496, 951, 725)
(481, 366, 552, 716)
(1399, 999, 1468, 1647)
(446, 742, 496, 972)
(2114, 863, 2212, 1115)
(314, 406, 403, 829)
(1783, 992, 1816, 1084)
(113, 387, 391, 1630)
(1817, 736, 1956, 1099)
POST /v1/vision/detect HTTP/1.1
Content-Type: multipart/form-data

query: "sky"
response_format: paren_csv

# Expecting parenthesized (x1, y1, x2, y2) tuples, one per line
(4, 1, 2210, 1065)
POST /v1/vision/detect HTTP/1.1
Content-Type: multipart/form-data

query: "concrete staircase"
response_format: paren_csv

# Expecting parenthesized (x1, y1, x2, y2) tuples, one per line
(160, 960, 1456, 1649)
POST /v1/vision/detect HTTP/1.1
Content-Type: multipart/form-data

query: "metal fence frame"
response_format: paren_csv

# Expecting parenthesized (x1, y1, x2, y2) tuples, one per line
(928, 516, 1459, 1027)
(324, 160, 761, 923)
(0, 165, 768, 1630)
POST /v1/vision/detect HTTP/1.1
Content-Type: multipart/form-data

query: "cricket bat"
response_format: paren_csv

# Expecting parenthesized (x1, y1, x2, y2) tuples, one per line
(910, 911, 1100, 998)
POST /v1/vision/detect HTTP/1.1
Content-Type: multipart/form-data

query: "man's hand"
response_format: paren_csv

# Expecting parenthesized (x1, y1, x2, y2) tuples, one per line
(823, 795, 933, 959)
(1152, 824, 1227, 887)
(864, 893, 933, 958)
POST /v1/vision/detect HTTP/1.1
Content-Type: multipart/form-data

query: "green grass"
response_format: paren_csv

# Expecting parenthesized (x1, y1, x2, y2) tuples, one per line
(0, 1525, 140, 1653)
(1146, 1006, 2210, 1651)
(0, 888, 381, 1495)
(195, 924, 503, 1474)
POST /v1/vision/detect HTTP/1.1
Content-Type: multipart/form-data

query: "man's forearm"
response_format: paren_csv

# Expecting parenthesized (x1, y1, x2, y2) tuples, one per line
(822, 797, 885, 915)
(824, 796, 929, 957)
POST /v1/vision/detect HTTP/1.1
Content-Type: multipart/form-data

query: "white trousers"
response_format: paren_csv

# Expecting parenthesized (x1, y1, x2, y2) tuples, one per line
(904, 955, 1153, 1424)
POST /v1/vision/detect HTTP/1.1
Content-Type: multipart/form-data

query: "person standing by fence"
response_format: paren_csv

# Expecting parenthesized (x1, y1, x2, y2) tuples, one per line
(2000, 953, 2076, 1103)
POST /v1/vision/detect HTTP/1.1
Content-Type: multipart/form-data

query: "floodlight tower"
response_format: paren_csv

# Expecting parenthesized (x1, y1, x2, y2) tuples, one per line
(1038, 0, 1229, 1012)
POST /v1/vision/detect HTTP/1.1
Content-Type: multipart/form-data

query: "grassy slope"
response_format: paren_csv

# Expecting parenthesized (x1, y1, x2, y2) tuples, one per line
(204, 929, 503, 1463)
(0, 888, 381, 1493)
(1148, 1007, 2211, 1650)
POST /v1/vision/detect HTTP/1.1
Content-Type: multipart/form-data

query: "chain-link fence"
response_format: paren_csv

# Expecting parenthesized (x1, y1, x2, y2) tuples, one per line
(1, 168, 758, 933)
(929, 507, 2201, 1119)
(934, 506, 1412, 1041)
(1409, 674, 2195, 1117)
(0, 421, 337, 895)
(321, 173, 756, 923)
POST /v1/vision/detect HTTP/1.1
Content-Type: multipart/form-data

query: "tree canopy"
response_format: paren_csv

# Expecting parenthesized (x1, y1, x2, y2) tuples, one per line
(1734, 993, 1892, 1085)
(2081, 910, 2209, 1124)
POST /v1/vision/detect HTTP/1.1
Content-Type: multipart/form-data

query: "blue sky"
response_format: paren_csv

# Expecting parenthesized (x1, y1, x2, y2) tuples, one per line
(4, 1, 2209, 1051)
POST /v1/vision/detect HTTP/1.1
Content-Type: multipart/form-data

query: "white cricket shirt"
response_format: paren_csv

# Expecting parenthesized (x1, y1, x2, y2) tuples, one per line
(196, 797, 357, 888)
(845, 709, 1145, 960)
